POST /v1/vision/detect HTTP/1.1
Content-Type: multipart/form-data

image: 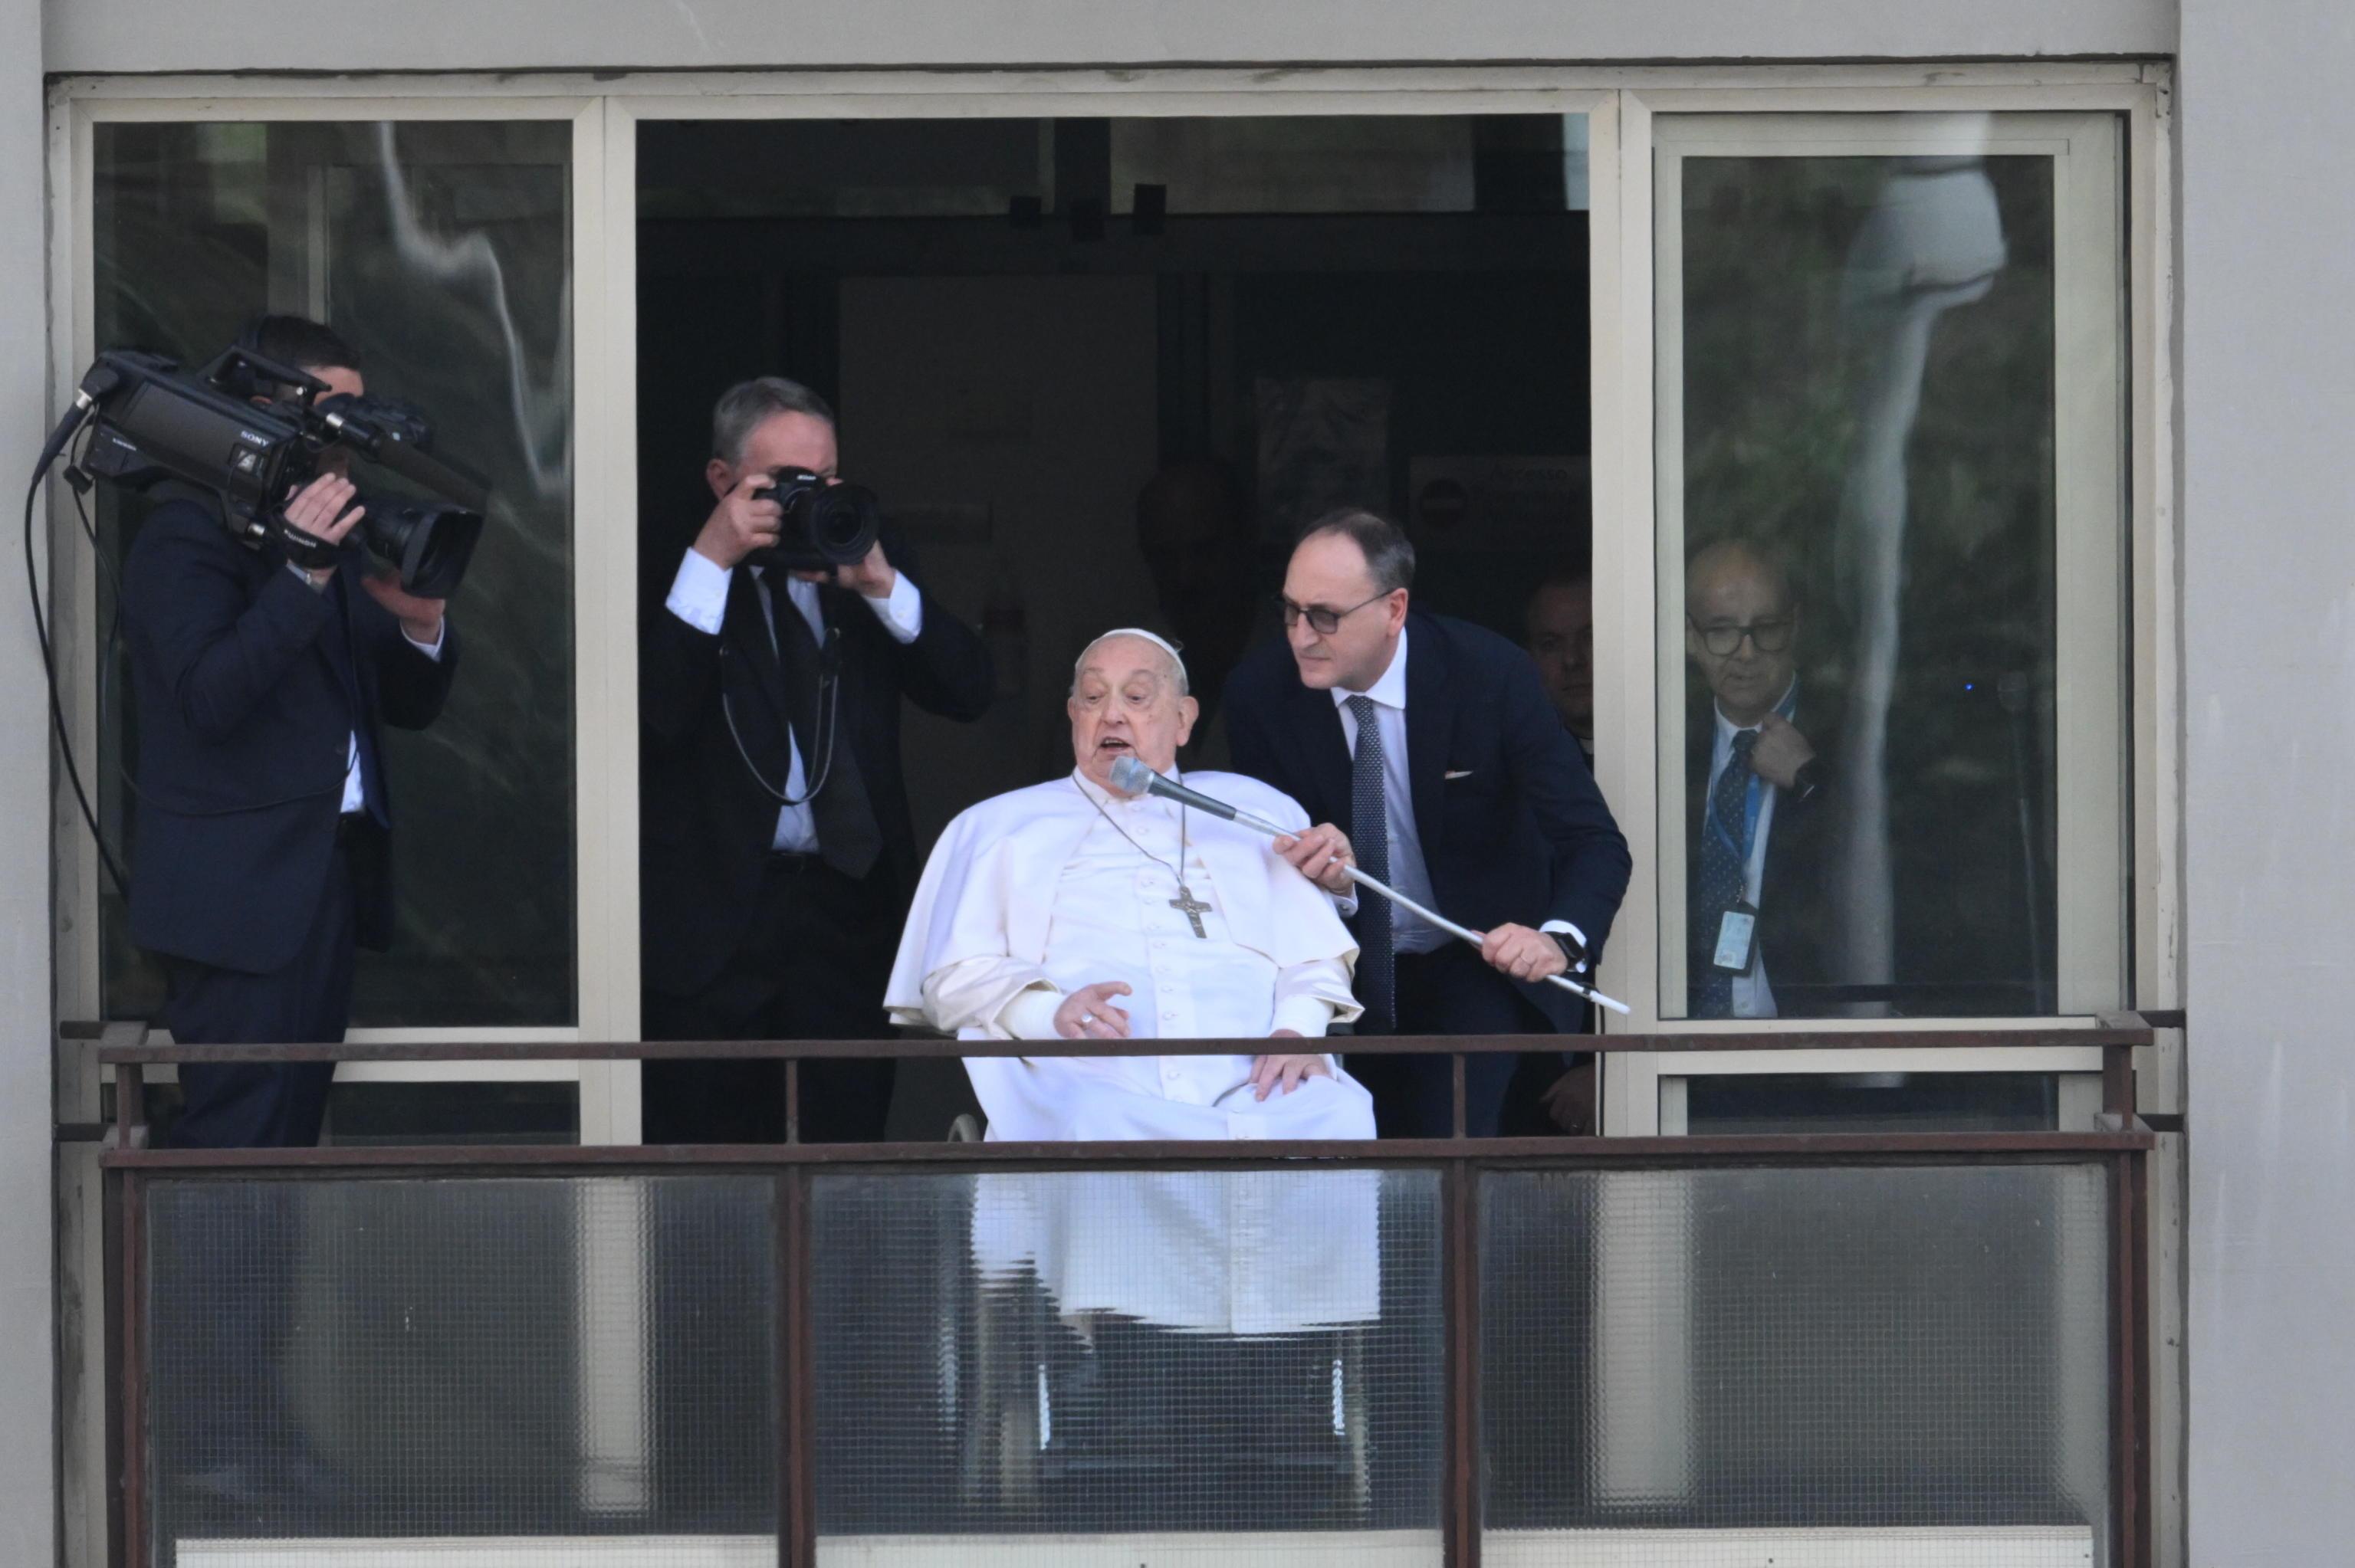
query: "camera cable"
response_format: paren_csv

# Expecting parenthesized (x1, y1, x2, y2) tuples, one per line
(23, 400, 126, 893)
(720, 624, 846, 809)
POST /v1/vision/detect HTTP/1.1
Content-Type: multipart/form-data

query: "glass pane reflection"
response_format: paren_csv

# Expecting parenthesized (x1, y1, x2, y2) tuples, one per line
(146, 1176, 777, 1556)
(93, 120, 576, 1025)
(811, 1167, 1444, 1560)
(1672, 153, 2061, 1019)
(1482, 1166, 2110, 1547)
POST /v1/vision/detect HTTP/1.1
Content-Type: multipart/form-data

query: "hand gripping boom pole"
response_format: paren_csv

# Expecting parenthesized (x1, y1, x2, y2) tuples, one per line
(1106, 756, 1631, 1016)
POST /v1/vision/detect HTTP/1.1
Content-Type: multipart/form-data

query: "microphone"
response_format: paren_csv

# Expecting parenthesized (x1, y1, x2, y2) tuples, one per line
(1107, 756, 1286, 832)
(1102, 756, 1629, 1015)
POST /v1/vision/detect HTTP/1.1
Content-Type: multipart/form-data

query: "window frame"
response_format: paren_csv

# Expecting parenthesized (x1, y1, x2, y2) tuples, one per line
(1595, 80, 2173, 1133)
(45, 90, 636, 1135)
(44, 65, 2177, 1146)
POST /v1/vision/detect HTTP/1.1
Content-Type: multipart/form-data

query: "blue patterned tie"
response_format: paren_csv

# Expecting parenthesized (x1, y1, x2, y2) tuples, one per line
(1692, 729, 1758, 1019)
(1348, 694, 1396, 1033)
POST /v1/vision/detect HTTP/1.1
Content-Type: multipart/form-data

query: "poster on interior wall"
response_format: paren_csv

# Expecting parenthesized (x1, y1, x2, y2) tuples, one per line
(1253, 376, 1391, 543)
(1407, 455, 1591, 553)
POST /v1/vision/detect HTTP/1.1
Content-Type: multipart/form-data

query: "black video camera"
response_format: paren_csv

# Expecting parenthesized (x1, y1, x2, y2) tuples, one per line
(747, 466, 882, 573)
(66, 346, 489, 598)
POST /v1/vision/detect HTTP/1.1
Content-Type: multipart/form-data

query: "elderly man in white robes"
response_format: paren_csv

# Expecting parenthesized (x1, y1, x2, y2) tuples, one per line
(887, 630, 1381, 1352)
(888, 628, 1377, 1143)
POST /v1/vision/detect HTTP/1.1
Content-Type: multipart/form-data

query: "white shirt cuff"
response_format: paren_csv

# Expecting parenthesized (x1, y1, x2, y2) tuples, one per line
(865, 569, 923, 645)
(1269, 994, 1335, 1039)
(665, 547, 732, 635)
(404, 620, 447, 660)
(1540, 919, 1590, 973)
(1333, 890, 1359, 920)
(996, 985, 1065, 1042)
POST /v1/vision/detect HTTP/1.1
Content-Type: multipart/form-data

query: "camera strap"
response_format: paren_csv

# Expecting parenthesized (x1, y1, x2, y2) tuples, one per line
(276, 520, 343, 570)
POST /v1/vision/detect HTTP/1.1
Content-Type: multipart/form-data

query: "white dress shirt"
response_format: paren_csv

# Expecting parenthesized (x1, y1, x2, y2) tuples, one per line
(1332, 628, 1586, 963)
(290, 563, 445, 816)
(665, 548, 922, 851)
(1701, 681, 1795, 1019)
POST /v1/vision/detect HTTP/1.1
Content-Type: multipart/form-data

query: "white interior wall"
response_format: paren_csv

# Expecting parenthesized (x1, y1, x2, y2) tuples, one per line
(41, 0, 2176, 75)
(2178, 1, 2355, 1562)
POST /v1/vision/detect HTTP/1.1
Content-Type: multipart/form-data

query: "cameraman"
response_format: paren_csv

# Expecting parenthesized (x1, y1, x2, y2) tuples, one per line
(121, 314, 460, 1152)
(640, 377, 992, 1143)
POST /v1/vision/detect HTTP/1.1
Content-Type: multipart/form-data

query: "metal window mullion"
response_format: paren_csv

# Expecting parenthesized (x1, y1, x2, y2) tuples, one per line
(780, 1165, 817, 1568)
(1444, 1153, 1483, 1566)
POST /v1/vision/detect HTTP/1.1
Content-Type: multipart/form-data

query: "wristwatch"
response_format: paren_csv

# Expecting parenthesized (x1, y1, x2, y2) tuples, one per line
(1792, 758, 1827, 801)
(1549, 930, 1589, 972)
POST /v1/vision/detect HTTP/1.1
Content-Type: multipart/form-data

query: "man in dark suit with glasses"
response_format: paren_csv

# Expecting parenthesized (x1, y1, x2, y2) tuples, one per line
(1683, 537, 1836, 1020)
(1223, 507, 1631, 1139)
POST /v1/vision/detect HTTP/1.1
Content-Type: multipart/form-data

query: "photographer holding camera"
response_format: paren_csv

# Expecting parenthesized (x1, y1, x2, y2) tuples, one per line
(640, 376, 993, 1143)
(120, 314, 461, 1153)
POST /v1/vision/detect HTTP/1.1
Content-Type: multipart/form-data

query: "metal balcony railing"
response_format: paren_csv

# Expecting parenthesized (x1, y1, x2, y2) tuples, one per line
(89, 1025, 2158, 1568)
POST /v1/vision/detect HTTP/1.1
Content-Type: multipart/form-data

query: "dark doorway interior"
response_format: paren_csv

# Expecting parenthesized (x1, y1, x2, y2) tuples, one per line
(635, 114, 1595, 1133)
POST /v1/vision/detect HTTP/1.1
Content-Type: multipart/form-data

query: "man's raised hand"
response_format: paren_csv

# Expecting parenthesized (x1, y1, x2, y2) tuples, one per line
(691, 471, 783, 569)
(360, 572, 446, 645)
(1054, 981, 1133, 1040)
(279, 474, 365, 577)
(1271, 822, 1356, 894)
(1749, 711, 1816, 791)
(790, 537, 898, 598)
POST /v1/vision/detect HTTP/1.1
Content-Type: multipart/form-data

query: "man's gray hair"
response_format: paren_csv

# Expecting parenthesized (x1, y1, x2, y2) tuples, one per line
(711, 376, 836, 467)
(1299, 506, 1416, 595)
(1070, 628, 1191, 698)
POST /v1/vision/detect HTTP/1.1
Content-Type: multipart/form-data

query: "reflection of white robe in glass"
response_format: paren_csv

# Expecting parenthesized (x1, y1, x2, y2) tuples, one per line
(1834, 153, 2006, 1001)
(885, 769, 1379, 1330)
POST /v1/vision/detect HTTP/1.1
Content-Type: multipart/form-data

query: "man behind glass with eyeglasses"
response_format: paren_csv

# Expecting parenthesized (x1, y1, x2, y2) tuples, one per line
(1683, 537, 1836, 1019)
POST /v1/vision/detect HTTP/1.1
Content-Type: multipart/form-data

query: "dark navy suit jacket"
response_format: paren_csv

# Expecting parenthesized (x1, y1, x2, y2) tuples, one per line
(636, 523, 993, 999)
(1225, 609, 1631, 1032)
(121, 494, 459, 976)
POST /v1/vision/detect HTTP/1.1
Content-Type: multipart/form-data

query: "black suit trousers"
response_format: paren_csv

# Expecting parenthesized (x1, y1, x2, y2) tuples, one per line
(1349, 944, 1549, 1139)
(161, 820, 375, 1150)
(153, 822, 372, 1471)
(641, 855, 900, 1144)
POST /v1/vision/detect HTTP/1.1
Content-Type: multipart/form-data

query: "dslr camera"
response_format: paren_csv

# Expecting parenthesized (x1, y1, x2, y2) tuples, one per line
(56, 345, 489, 598)
(747, 466, 882, 574)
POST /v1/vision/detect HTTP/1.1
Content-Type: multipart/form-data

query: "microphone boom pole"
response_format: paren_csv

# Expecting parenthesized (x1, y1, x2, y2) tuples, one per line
(1109, 758, 1631, 1016)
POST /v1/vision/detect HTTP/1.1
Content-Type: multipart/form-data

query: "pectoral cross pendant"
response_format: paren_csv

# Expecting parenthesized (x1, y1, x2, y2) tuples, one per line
(1170, 883, 1212, 939)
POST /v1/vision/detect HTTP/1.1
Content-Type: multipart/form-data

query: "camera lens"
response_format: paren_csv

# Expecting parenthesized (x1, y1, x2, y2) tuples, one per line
(365, 498, 484, 599)
(807, 483, 882, 566)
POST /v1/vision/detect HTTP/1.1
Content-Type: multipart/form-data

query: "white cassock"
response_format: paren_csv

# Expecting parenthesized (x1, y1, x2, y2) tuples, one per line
(885, 767, 1380, 1331)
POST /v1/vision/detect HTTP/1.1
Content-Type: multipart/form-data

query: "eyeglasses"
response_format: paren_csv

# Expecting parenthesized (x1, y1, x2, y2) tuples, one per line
(1687, 615, 1795, 656)
(1279, 590, 1394, 636)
